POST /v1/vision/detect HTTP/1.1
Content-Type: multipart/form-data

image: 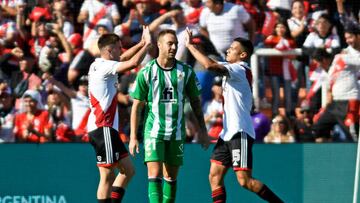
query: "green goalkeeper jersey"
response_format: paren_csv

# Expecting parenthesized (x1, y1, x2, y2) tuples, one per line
(130, 59, 202, 141)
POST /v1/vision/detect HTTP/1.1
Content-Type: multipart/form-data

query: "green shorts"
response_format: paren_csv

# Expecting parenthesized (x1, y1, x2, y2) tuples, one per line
(144, 137, 184, 166)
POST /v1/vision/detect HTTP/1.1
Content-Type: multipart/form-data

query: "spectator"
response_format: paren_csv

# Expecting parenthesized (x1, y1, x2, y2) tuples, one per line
(77, 0, 120, 50)
(13, 89, 53, 143)
(180, 0, 203, 25)
(199, 0, 255, 58)
(0, 8, 17, 54)
(38, 23, 72, 83)
(264, 20, 297, 117)
(68, 18, 111, 85)
(51, 0, 74, 38)
(287, 0, 310, 95)
(203, 76, 223, 143)
(264, 114, 295, 143)
(0, 83, 16, 143)
(149, 5, 200, 62)
(1, 0, 26, 18)
(305, 48, 333, 112)
(312, 23, 360, 142)
(303, 14, 341, 58)
(293, 100, 315, 142)
(44, 73, 90, 142)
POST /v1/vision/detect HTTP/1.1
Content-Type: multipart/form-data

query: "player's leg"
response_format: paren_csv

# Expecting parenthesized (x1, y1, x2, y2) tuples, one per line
(147, 161, 163, 203)
(209, 138, 231, 203)
(98, 166, 116, 202)
(145, 137, 166, 203)
(209, 162, 228, 203)
(232, 132, 283, 203)
(88, 127, 117, 203)
(235, 171, 283, 203)
(112, 156, 135, 203)
(162, 140, 184, 203)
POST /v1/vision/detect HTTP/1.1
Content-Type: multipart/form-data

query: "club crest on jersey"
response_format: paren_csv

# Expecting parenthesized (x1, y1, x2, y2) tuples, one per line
(178, 73, 184, 81)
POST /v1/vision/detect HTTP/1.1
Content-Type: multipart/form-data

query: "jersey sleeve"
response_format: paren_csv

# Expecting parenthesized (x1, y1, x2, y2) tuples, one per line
(222, 62, 245, 80)
(238, 5, 250, 24)
(185, 69, 202, 100)
(130, 69, 149, 101)
(96, 60, 120, 76)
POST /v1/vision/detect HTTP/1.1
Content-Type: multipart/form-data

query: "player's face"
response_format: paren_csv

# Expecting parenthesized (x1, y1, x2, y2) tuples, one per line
(225, 41, 244, 63)
(109, 41, 122, 61)
(158, 33, 178, 59)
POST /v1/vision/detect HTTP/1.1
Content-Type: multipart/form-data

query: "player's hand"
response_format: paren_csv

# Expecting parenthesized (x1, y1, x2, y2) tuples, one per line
(198, 129, 210, 150)
(129, 138, 140, 156)
(141, 25, 152, 46)
(185, 27, 193, 48)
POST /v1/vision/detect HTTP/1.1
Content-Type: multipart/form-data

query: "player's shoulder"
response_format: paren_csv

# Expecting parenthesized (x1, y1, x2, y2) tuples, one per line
(176, 60, 193, 71)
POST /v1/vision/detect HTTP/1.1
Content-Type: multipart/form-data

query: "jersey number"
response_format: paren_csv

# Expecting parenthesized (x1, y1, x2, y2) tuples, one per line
(145, 138, 156, 151)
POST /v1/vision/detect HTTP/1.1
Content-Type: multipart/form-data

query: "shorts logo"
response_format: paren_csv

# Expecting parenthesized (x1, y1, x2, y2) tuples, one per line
(232, 149, 240, 166)
(97, 156, 102, 162)
(115, 152, 119, 160)
(179, 144, 184, 153)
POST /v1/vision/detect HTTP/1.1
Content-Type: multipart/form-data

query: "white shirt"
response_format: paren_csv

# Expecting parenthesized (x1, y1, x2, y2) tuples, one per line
(219, 61, 255, 140)
(0, 109, 15, 143)
(200, 3, 250, 56)
(303, 32, 340, 54)
(329, 46, 360, 101)
(80, 0, 119, 48)
(87, 58, 120, 132)
(71, 92, 89, 130)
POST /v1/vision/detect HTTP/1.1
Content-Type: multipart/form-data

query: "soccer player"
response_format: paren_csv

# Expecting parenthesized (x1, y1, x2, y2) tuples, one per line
(87, 27, 151, 203)
(185, 28, 284, 203)
(129, 29, 210, 203)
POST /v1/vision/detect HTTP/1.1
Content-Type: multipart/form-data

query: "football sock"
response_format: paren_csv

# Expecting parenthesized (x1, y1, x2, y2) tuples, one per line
(211, 186, 226, 203)
(148, 177, 163, 203)
(111, 186, 125, 203)
(98, 199, 111, 203)
(256, 184, 284, 203)
(163, 178, 177, 203)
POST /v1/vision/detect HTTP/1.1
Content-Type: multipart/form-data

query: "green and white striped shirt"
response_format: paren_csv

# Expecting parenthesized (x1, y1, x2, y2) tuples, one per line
(130, 59, 202, 141)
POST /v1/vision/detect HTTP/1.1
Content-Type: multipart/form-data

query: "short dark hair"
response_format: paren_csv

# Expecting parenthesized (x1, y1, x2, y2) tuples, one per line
(344, 22, 360, 35)
(234, 37, 254, 58)
(312, 48, 332, 61)
(98, 33, 120, 50)
(212, 0, 224, 5)
(157, 29, 177, 42)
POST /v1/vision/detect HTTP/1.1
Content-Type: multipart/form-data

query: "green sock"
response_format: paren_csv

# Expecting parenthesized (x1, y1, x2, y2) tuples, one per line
(148, 178, 162, 203)
(163, 179, 177, 203)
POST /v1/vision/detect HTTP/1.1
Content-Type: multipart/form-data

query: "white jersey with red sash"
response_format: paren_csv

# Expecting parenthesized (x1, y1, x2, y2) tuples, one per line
(328, 46, 360, 101)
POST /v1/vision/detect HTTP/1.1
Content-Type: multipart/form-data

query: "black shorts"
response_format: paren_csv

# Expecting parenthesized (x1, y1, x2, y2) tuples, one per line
(88, 127, 128, 167)
(211, 132, 254, 171)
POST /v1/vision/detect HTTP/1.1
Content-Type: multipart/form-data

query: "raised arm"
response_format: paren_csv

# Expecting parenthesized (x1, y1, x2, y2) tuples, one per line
(43, 73, 77, 98)
(185, 28, 228, 75)
(148, 9, 181, 32)
(116, 25, 152, 73)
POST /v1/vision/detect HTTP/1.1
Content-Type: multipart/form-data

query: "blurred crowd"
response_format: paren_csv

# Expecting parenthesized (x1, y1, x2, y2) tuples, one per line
(0, 0, 359, 144)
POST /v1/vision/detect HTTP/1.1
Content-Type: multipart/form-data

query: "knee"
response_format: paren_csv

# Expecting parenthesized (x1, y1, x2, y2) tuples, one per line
(238, 177, 249, 188)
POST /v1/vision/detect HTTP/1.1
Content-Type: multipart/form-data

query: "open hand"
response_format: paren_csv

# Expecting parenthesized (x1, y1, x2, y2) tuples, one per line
(185, 27, 193, 47)
(142, 25, 152, 46)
